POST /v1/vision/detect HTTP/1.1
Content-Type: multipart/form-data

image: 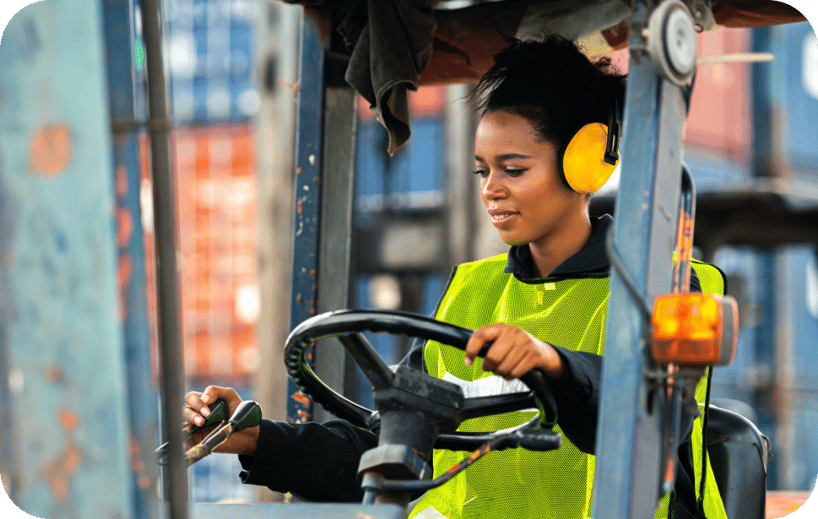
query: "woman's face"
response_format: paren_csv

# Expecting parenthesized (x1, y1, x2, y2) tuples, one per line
(475, 109, 584, 247)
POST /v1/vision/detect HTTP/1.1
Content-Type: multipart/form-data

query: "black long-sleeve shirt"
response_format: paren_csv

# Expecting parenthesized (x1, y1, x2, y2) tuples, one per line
(237, 215, 704, 515)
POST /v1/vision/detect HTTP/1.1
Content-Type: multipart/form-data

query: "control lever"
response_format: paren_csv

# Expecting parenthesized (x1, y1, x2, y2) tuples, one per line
(155, 399, 227, 464)
(185, 400, 262, 466)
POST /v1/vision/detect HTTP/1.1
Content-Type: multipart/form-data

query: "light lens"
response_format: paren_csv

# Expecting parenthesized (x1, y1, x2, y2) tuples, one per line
(651, 293, 737, 366)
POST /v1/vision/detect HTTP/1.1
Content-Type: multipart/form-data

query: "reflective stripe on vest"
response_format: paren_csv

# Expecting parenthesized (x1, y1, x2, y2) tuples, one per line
(407, 253, 728, 519)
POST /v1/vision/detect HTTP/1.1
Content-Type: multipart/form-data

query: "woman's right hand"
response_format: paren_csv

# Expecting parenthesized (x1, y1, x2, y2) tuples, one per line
(183, 386, 260, 456)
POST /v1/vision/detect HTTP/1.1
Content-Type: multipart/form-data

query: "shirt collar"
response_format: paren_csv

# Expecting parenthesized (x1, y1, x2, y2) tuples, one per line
(504, 214, 613, 282)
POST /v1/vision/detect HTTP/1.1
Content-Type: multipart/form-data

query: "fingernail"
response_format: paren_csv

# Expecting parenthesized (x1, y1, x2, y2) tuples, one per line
(201, 406, 210, 417)
(195, 416, 204, 426)
(464, 358, 472, 367)
(200, 394, 210, 404)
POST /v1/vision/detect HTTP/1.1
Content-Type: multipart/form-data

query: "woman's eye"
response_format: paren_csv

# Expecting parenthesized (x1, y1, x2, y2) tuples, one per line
(473, 169, 489, 178)
(505, 168, 525, 176)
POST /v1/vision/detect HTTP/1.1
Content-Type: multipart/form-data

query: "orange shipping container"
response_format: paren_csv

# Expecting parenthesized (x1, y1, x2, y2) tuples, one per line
(141, 124, 259, 385)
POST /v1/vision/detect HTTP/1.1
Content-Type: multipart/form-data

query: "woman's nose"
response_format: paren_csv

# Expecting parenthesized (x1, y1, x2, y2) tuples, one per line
(482, 171, 506, 200)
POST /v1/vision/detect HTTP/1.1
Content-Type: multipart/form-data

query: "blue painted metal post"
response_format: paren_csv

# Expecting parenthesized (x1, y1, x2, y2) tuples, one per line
(102, 0, 159, 517)
(0, 0, 134, 517)
(287, 8, 326, 424)
(592, 1, 688, 517)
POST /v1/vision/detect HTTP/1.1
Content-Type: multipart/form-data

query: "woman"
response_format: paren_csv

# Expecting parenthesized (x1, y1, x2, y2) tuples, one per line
(183, 36, 718, 519)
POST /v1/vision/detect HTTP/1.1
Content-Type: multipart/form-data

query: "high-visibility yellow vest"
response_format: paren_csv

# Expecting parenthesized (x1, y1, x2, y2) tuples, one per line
(408, 254, 727, 519)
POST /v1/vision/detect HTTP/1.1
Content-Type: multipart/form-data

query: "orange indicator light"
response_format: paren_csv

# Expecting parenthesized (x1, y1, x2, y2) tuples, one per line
(651, 294, 738, 366)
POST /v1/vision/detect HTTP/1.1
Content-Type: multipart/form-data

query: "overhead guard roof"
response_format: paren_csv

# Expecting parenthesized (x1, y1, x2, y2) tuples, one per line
(280, 0, 806, 152)
(282, 0, 805, 83)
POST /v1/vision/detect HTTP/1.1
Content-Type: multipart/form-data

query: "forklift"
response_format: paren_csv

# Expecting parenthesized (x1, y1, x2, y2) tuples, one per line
(169, 1, 800, 518)
(0, 1, 813, 519)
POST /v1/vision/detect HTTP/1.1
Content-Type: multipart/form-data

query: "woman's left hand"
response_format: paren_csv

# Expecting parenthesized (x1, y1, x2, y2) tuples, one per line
(464, 323, 565, 380)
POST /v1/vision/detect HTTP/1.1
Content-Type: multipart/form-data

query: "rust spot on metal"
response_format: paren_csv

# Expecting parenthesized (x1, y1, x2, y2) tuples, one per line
(117, 254, 133, 321)
(275, 77, 299, 98)
(296, 199, 302, 214)
(128, 438, 151, 489)
(29, 124, 73, 176)
(57, 409, 79, 431)
(292, 392, 310, 406)
(45, 365, 64, 384)
(296, 167, 302, 174)
(116, 208, 133, 247)
(42, 440, 84, 502)
(115, 165, 128, 197)
(118, 255, 133, 291)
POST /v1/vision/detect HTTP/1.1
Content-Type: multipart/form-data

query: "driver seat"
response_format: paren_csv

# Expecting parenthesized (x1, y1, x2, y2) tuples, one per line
(706, 405, 773, 519)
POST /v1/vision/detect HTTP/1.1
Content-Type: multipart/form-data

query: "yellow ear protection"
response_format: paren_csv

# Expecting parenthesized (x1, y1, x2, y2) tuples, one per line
(558, 94, 621, 194)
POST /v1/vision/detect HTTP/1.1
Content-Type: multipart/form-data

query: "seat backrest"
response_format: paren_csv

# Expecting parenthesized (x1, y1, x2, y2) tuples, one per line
(706, 405, 773, 519)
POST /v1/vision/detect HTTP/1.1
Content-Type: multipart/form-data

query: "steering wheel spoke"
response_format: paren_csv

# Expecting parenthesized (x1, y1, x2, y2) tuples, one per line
(338, 333, 394, 389)
(459, 392, 538, 420)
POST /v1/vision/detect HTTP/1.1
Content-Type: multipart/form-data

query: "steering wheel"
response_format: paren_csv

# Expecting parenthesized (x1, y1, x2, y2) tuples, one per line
(284, 309, 560, 445)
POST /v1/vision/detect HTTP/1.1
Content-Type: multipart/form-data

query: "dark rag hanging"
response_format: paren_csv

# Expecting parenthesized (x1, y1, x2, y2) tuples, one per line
(339, 0, 438, 155)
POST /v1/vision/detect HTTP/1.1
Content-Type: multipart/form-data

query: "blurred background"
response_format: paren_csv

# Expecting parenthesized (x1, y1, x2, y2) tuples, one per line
(0, 0, 816, 517)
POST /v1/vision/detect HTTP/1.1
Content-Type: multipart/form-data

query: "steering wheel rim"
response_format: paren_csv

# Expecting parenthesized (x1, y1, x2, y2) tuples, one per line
(284, 309, 559, 432)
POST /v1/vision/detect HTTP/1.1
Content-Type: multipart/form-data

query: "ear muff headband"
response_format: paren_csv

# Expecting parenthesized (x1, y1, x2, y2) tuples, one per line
(560, 123, 619, 194)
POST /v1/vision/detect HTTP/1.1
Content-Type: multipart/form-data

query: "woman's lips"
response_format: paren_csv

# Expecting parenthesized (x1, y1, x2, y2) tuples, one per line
(489, 211, 519, 229)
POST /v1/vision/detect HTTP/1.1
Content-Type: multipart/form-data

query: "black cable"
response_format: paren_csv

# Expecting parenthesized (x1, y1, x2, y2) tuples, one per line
(604, 227, 653, 327)
(697, 366, 714, 512)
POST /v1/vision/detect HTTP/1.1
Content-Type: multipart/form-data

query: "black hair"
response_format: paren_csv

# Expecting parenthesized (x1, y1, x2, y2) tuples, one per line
(472, 35, 626, 149)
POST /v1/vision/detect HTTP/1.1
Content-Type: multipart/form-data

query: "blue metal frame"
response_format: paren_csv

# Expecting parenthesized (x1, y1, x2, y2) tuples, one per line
(287, 8, 327, 424)
(592, 1, 689, 517)
(101, 0, 159, 516)
(0, 1, 133, 516)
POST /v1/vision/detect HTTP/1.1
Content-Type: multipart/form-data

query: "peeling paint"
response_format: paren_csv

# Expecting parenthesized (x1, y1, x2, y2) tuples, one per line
(116, 208, 133, 247)
(29, 124, 73, 176)
(115, 166, 128, 197)
(44, 365, 64, 385)
(41, 440, 84, 502)
(291, 392, 310, 406)
(2, 1, 136, 515)
(57, 409, 79, 431)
